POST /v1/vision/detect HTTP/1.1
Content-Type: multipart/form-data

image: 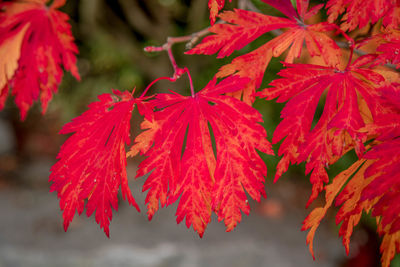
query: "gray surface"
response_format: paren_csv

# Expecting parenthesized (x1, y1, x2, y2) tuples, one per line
(0, 119, 15, 155)
(0, 163, 346, 267)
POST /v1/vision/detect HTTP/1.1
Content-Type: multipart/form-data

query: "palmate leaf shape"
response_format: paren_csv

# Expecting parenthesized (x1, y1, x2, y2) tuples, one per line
(127, 76, 273, 236)
(333, 105, 400, 267)
(303, 155, 400, 267)
(0, 0, 80, 120)
(362, 87, 400, 236)
(301, 158, 372, 258)
(303, 85, 400, 266)
(187, 0, 342, 104)
(258, 55, 387, 205)
(50, 90, 141, 237)
(327, 0, 400, 31)
(303, 140, 400, 266)
(364, 139, 400, 232)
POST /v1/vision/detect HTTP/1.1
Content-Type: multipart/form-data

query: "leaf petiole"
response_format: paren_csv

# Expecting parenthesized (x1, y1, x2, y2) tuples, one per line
(142, 36, 196, 97)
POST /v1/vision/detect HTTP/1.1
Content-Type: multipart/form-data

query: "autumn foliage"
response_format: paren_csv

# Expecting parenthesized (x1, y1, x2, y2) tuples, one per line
(0, 0, 400, 266)
(0, 0, 79, 120)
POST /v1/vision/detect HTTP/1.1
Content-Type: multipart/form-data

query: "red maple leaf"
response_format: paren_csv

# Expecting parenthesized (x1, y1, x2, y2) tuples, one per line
(50, 90, 141, 237)
(258, 56, 388, 205)
(382, 4, 400, 29)
(329, 115, 400, 267)
(361, 86, 400, 235)
(0, 0, 80, 120)
(303, 139, 400, 265)
(376, 28, 400, 69)
(188, 0, 342, 105)
(302, 152, 400, 267)
(327, 0, 400, 31)
(302, 84, 400, 264)
(128, 76, 273, 236)
(188, 0, 342, 65)
(360, 84, 400, 140)
(187, 8, 290, 58)
(363, 140, 400, 232)
(215, 44, 273, 105)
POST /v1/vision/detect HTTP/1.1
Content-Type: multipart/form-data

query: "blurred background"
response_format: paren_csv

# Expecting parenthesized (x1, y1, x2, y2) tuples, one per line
(0, 0, 396, 266)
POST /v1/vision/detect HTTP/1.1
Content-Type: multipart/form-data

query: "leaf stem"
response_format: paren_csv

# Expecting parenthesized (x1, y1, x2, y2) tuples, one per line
(140, 76, 177, 98)
(185, 68, 195, 97)
(142, 33, 201, 97)
(345, 45, 355, 70)
(330, 25, 356, 71)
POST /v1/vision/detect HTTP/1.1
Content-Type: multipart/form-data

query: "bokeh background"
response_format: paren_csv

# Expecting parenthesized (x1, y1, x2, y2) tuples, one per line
(0, 0, 396, 266)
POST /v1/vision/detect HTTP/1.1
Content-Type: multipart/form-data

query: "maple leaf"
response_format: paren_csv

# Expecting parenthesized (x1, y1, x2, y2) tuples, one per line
(382, 4, 400, 29)
(362, 130, 400, 267)
(50, 90, 140, 237)
(301, 159, 367, 258)
(361, 124, 400, 235)
(361, 84, 400, 140)
(321, 139, 400, 265)
(302, 156, 379, 259)
(128, 76, 273, 236)
(216, 45, 273, 105)
(0, 24, 29, 106)
(0, 0, 80, 120)
(258, 56, 387, 205)
(188, 3, 342, 65)
(333, 159, 376, 254)
(303, 82, 400, 262)
(187, 9, 290, 59)
(188, 1, 342, 105)
(326, 0, 399, 31)
(208, 0, 231, 25)
(360, 85, 400, 236)
(305, 151, 400, 265)
(375, 28, 400, 69)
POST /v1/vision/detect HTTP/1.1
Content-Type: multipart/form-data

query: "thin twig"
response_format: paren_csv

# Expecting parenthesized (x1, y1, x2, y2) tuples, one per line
(142, 37, 196, 97)
(186, 27, 214, 50)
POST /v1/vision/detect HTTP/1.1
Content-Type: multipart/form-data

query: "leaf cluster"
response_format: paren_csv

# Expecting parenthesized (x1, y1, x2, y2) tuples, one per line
(0, 0, 399, 266)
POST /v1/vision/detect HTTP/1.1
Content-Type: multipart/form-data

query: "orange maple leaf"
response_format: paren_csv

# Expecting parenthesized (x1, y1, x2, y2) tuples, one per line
(327, 0, 400, 31)
(302, 159, 370, 258)
(208, 0, 231, 25)
(380, 230, 400, 267)
(303, 85, 400, 263)
(188, 1, 343, 105)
